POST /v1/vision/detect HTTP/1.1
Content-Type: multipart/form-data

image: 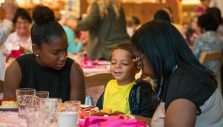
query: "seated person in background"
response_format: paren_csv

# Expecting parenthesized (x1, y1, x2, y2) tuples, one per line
(59, 13, 83, 54)
(126, 16, 141, 37)
(194, 0, 210, 15)
(96, 43, 158, 118)
(0, 3, 16, 98)
(192, 13, 223, 74)
(3, 8, 32, 57)
(154, 9, 185, 39)
(206, 7, 223, 37)
(3, 5, 85, 103)
(0, 51, 4, 93)
(185, 15, 202, 47)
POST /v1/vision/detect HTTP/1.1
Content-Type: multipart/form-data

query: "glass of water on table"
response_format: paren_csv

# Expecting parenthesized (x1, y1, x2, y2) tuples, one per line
(16, 88, 36, 118)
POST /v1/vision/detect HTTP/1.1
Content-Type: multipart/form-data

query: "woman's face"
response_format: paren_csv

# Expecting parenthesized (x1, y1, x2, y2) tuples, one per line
(191, 17, 201, 33)
(34, 35, 68, 70)
(133, 49, 155, 79)
(15, 17, 31, 35)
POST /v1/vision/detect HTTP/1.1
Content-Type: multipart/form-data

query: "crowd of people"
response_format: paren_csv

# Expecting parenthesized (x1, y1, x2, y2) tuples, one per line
(0, 0, 223, 127)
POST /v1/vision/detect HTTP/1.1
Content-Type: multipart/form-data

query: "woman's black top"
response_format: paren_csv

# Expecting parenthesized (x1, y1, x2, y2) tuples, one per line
(17, 54, 74, 101)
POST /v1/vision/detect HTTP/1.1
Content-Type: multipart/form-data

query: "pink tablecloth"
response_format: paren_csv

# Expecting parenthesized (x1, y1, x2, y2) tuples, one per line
(78, 56, 111, 76)
(0, 111, 27, 127)
(0, 112, 151, 127)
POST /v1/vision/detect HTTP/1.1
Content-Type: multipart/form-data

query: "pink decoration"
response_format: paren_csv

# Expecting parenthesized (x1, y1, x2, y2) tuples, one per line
(79, 116, 146, 127)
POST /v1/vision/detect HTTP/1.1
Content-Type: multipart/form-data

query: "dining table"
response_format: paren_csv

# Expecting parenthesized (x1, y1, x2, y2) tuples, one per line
(0, 111, 151, 127)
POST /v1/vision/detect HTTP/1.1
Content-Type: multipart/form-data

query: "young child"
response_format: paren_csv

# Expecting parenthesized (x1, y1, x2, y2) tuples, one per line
(96, 43, 157, 118)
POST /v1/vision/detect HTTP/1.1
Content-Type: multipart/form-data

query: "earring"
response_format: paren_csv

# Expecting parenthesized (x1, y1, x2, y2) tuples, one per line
(36, 54, 39, 57)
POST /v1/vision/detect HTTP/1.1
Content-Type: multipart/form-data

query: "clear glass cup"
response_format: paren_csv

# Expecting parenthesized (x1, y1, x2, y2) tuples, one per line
(39, 98, 62, 125)
(16, 88, 36, 118)
(25, 105, 50, 127)
(64, 100, 81, 112)
(36, 91, 49, 98)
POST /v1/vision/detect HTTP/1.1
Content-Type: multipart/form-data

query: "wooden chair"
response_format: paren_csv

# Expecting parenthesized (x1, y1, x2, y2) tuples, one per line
(199, 51, 223, 92)
(0, 80, 3, 93)
(0, 80, 3, 99)
(84, 73, 113, 106)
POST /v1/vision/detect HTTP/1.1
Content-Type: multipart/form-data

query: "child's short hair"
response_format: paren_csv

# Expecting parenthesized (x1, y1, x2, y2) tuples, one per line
(112, 43, 134, 59)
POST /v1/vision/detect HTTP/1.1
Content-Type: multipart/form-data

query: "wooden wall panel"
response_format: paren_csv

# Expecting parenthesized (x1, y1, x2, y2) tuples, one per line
(123, 3, 168, 24)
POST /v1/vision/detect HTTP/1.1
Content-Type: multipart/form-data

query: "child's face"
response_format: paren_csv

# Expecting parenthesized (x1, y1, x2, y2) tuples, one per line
(110, 49, 137, 85)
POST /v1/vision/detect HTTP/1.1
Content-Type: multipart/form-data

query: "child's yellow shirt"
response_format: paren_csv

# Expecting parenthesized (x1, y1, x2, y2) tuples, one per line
(103, 80, 135, 114)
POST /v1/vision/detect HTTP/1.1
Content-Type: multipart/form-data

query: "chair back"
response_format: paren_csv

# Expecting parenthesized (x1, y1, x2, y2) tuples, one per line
(0, 81, 3, 99)
(199, 51, 223, 91)
(84, 73, 113, 106)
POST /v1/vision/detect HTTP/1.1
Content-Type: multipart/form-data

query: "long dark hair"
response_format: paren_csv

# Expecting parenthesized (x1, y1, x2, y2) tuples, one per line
(131, 20, 215, 98)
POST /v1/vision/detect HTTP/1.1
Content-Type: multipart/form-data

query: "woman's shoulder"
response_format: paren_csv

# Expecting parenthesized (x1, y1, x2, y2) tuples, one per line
(16, 54, 35, 69)
(165, 64, 216, 109)
(16, 54, 34, 62)
(169, 64, 216, 91)
(8, 31, 17, 37)
(66, 57, 76, 71)
(172, 64, 212, 82)
(66, 57, 74, 64)
(5, 32, 17, 41)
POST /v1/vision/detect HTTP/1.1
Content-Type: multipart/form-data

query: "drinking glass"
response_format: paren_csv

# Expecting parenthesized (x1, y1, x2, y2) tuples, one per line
(39, 98, 62, 125)
(64, 100, 81, 112)
(25, 105, 50, 127)
(16, 88, 36, 118)
(36, 91, 49, 98)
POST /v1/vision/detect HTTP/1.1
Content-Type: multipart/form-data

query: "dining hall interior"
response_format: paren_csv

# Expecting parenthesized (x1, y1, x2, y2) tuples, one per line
(0, 0, 223, 127)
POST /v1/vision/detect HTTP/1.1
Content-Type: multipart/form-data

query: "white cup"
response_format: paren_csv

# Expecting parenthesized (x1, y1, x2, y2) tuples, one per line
(58, 112, 78, 127)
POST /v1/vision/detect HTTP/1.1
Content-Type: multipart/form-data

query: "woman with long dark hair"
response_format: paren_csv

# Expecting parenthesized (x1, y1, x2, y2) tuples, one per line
(131, 20, 223, 127)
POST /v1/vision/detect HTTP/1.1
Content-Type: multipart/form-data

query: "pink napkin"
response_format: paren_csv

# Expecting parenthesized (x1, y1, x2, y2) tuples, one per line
(79, 116, 146, 127)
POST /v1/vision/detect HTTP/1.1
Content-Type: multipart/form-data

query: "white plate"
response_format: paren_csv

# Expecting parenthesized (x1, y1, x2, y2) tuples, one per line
(80, 105, 99, 111)
(128, 114, 135, 120)
(0, 106, 18, 111)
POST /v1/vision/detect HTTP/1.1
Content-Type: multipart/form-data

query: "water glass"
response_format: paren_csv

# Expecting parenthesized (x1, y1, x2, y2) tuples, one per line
(64, 100, 81, 112)
(16, 88, 36, 118)
(36, 91, 49, 98)
(25, 105, 50, 127)
(39, 98, 62, 125)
